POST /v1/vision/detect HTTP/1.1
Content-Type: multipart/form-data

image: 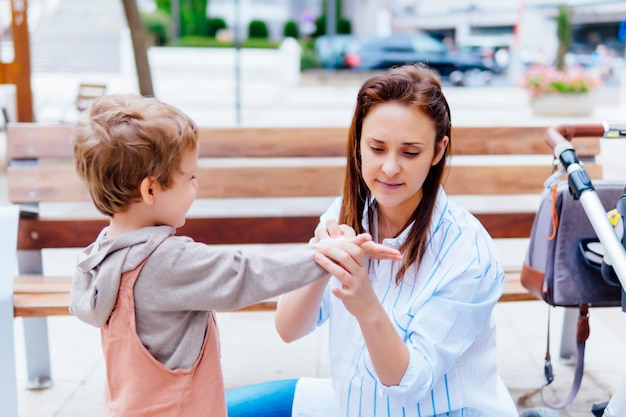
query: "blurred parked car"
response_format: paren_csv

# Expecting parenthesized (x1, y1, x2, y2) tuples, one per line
(457, 43, 508, 74)
(314, 34, 356, 69)
(341, 33, 498, 86)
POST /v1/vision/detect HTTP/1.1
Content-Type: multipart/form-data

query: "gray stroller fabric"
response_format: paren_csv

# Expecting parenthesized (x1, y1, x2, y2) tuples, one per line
(524, 180, 625, 307)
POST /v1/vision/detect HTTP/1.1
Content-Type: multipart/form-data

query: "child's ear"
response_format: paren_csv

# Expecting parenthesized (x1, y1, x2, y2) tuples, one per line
(139, 177, 157, 205)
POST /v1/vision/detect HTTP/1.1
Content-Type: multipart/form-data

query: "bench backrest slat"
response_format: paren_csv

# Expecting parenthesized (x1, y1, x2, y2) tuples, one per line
(15, 212, 541, 251)
(449, 126, 600, 156)
(7, 162, 602, 204)
(7, 124, 599, 160)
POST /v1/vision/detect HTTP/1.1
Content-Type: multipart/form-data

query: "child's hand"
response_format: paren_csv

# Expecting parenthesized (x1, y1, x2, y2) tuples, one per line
(318, 231, 402, 260)
(316, 219, 401, 261)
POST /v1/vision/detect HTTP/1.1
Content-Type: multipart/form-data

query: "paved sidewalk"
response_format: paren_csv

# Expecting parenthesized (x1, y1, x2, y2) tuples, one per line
(3, 57, 626, 417)
(10, 300, 626, 417)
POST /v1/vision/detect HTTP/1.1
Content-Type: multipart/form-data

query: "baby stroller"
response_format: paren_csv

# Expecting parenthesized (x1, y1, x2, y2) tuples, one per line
(521, 123, 626, 417)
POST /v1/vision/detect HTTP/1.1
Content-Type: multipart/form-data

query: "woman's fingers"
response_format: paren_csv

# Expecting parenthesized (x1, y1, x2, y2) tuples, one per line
(314, 253, 353, 287)
(326, 219, 343, 238)
(361, 241, 402, 260)
(337, 224, 356, 238)
(331, 285, 346, 300)
(316, 238, 365, 268)
(313, 223, 330, 242)
(316, 219, 358, 242)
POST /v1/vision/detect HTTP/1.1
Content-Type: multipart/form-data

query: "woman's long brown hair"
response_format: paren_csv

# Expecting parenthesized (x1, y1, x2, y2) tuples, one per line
(339, 63, 452, 282)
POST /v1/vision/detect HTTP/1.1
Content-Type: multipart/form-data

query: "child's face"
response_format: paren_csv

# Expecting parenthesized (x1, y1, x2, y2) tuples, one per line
(359, 102, 447, 223)
(152, 146, 199, 229)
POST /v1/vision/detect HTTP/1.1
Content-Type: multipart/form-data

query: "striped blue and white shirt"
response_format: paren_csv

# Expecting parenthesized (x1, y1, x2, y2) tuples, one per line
(304, 187, 517, 417)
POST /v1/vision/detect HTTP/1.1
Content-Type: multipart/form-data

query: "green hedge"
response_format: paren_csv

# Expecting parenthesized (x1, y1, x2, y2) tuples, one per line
(207, 17, 227, 37)
(170, 36, 280, 49)
(283, 20, 299, 38)
(248, 20, 269, 39)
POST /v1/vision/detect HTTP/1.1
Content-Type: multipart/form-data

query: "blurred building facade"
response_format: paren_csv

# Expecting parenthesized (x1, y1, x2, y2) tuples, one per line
(207, 1, 625, 64)
(349, 0, 626, 65)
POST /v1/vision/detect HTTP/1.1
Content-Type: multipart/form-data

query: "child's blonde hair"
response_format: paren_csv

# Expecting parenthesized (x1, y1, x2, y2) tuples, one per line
(72, 94, 198, 217)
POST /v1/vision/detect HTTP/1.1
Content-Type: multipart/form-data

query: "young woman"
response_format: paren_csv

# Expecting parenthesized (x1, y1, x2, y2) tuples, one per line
(227, 63, 518, 417)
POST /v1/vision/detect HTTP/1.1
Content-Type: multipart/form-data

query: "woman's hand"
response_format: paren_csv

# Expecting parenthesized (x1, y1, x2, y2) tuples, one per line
(313, 218, 356, 242)
(315, 233, 410, 386)
(315, 234, 382, 318)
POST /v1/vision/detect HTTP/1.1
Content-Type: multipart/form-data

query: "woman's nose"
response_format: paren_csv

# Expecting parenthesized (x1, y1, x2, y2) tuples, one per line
(382, 156, 400, 176)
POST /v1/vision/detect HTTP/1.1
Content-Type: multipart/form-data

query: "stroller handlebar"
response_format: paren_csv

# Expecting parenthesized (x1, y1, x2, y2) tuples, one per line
(544, 123, 606, 151)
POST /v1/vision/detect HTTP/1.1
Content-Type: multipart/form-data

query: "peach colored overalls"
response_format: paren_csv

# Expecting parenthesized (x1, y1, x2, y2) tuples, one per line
(101, 260, 226, 417)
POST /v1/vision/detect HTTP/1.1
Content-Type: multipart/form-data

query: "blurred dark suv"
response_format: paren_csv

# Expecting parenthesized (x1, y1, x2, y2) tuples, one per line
(341, 33, 499, 86)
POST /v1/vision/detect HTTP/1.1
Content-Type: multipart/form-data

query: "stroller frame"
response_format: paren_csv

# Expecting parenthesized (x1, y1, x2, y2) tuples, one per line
(544, 122, 626, 417)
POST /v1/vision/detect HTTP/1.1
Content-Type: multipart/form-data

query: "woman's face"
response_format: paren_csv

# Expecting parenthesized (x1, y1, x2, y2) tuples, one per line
(359, 102, 448, 223)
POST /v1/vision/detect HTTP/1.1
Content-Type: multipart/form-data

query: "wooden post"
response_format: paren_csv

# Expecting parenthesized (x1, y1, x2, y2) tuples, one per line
(0, 0, 34, 121)
(121, 0, 154, 97)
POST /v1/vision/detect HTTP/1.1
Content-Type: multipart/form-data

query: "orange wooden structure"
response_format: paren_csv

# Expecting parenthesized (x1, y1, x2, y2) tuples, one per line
(0, 0, 34, 122)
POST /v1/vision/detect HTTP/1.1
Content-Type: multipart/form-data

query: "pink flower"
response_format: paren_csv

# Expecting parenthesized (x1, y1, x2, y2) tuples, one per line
(520, 64, 602, 98)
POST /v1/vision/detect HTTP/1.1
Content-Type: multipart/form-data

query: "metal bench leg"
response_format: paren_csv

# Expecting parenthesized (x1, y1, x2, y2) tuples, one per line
(23, 317, 53, 388)
(0, 298, 19, 417)
(0, 205, 20, 417)
(559, 307, 578, 363)
(17, 250, 53, 389)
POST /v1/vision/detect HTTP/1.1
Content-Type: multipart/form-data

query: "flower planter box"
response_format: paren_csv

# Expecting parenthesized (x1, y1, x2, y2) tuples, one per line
(530, 92, 597, 117)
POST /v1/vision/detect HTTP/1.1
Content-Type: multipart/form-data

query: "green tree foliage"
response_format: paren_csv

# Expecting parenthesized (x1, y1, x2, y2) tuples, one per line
(299, 39, 320, 70)
(283, 20, 299, 38)
(248, 20, 269, 39)
(155, 0, 169, 12)
(337, 18, 351, 35)
(154, 0, 209, 37)
(180, 0, 208, 37)
(555, 4, 571, 71)
(313, 0, 351, 36)
(313, 15, 351, 37)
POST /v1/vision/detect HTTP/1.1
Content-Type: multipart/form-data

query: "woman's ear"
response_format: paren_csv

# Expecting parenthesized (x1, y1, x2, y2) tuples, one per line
(139, 177, 157, 205)
(432, 135, 450, 166)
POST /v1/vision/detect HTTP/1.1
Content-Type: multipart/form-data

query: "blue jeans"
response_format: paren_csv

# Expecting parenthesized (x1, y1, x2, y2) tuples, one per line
(226, 378, 298, 417)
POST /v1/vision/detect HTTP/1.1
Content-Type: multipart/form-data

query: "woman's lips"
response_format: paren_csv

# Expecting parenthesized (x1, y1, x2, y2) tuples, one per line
(377, 180, 402, 190)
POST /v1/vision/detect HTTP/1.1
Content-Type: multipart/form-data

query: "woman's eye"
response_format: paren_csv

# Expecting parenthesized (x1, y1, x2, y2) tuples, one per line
(405, 151, 419, 157)
(370, 146, 383, 153)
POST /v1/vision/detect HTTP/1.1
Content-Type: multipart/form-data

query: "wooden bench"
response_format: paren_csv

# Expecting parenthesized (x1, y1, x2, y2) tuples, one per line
(75, 83, 107, 112)
(1, 122, 604, 413)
